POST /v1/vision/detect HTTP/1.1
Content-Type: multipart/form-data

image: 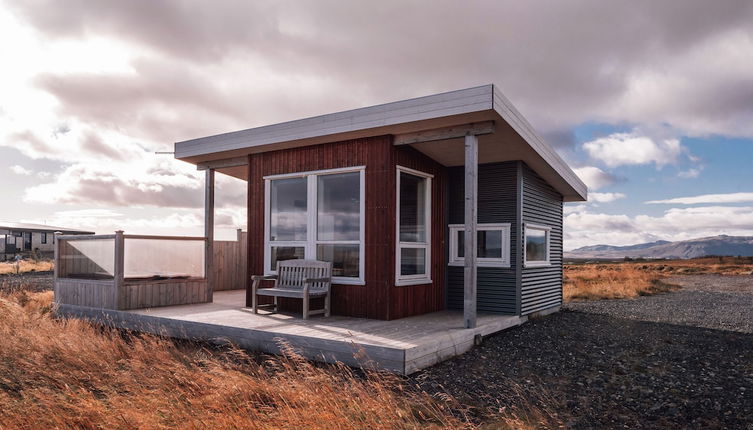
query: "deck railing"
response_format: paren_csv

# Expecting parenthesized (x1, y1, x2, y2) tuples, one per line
(56, 231, 206, 281)
(54, 231, 209, 310)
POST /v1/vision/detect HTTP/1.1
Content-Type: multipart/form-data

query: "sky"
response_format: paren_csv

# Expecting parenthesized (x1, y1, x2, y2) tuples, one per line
(1, 0, 752, 249)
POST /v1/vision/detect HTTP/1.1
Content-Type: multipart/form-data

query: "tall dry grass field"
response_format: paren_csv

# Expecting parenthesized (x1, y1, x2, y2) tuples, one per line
(0, 259, 54, 275)
(0, 284, 472, 430)
(564, 265, 677, 302)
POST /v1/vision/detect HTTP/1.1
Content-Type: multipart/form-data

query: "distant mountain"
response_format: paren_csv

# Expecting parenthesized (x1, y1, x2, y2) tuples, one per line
(565, 235, 753, 260)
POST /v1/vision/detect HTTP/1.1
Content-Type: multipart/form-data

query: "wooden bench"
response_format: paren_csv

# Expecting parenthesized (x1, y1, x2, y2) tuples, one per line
(251, 260, 332, 319)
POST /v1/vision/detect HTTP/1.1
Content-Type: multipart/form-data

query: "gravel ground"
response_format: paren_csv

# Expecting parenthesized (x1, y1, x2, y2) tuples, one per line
(0, 271, 54, 293)
(566, 275, 753, 333)
(414, 275, 753, 429)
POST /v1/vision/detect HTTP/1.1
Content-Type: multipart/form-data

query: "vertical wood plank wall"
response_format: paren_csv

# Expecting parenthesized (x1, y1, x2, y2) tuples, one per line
(246, 136, 447, 320)
(213, 232, 247, 291)
(392, 147, 447, 319)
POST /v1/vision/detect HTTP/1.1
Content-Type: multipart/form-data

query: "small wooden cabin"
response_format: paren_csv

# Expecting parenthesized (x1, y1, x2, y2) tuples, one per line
(175, 85, 587, 326)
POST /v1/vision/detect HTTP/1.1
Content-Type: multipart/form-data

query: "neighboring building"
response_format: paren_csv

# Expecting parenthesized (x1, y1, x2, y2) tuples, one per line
(0, 222, 94, 261)
(175, 84, 588, 322)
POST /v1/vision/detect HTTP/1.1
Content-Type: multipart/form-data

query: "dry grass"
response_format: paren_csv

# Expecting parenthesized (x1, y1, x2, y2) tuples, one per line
(0, 284, 471, 430)
(0, 259, 54, 275)
(564, 256, 753, 303)
(564, 265, 677, 302)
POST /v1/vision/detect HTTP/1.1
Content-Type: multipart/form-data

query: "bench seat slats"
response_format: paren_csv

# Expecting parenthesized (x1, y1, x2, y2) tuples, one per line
(256, 288, 328, 298)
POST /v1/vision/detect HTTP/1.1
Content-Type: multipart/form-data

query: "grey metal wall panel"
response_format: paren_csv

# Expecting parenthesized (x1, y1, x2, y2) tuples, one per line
(446, 162, 518, 315)
(520, 163, 564, 314)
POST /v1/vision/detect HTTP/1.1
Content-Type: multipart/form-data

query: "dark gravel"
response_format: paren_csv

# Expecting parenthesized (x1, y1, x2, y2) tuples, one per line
(566, 275, 753, 333)
(414, 275, 753, 429)
(0, 271, 54, 293)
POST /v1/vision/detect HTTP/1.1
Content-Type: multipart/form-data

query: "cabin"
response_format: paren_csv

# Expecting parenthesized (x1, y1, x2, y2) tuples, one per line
(54, 85, 587, 374)
(1, 222, 93, 261)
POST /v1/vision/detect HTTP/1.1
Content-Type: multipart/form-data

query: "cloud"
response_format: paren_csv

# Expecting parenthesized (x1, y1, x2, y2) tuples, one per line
(572, 166, 618, 191)
(589, 192, 626, 203)
(583, 133, 684, 167)
(5, 0, 753, 140)
(678, 167, 701, 178)
(23, 161, 203, 208)
(564, 205, 753, 249)
(10, 165, 32, 175)
(646, 192, 753, 205)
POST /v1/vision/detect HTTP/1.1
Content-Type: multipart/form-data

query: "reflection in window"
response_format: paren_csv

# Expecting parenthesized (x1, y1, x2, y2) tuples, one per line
(457, 230, 503, 259)
(448, 224, 510, 267)
(317, 172, 360, 241)
(317, 244, 359, 278)
(270, 177, 307, 241)
(400, 247, 427, 276)
(399, 172, 427, 242)
(525, 226, 550, 265)
(266, 169, 364, 283)
(271, 246, 305, 270)
(396, 168, 431, 285)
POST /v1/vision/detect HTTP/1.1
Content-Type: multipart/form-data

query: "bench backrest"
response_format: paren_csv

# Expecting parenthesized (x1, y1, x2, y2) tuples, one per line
(276, 260, 332, 291)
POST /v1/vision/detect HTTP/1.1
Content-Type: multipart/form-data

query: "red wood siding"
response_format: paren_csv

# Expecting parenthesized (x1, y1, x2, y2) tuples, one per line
(245, 136, 446, 320)
(391, 146, 447, 319)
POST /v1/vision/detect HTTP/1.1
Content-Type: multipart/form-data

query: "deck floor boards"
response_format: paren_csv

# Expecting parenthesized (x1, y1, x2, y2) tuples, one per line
(58, 290, 527, 374)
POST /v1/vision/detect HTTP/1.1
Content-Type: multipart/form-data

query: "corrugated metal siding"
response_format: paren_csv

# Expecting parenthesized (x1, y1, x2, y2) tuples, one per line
(521, 163, 564, 314)
(446, 162, 518, 315)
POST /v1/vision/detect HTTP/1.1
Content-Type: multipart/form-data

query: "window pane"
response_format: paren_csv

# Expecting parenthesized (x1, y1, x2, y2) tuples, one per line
(271, 246, 305, 270)
(317, 244, 359, 278)
(270, 177, 307, 241)
(457, 230, 503, 259)
(400, 247, 426, 276)
(317, 172, 360, 241)
(526, 229, 548, 262)
(399, 172, 427, 242)
(479, 230, 502, 258)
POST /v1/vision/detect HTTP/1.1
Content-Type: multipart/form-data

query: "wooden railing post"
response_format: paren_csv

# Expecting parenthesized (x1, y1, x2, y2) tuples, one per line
(205, 169, 215, 302)
(53, 232, 62, 304)
(114, 230, 125, 310)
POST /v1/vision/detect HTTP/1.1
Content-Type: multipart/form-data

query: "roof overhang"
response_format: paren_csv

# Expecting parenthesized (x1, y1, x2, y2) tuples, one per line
(174, 84, 587, 202)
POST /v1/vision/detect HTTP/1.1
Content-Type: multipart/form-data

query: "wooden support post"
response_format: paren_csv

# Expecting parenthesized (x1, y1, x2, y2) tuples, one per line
(114, 230, 125, 310)
(53, 232, 62, 304)
(464, 133, 478, 329)
(205, 169, 215, 302)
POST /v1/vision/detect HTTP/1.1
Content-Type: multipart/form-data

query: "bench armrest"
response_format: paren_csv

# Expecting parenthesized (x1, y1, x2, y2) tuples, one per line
(252, 275, 278, 281)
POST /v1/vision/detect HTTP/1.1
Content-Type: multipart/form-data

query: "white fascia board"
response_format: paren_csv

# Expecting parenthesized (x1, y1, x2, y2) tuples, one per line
(174, 85, 494, 159)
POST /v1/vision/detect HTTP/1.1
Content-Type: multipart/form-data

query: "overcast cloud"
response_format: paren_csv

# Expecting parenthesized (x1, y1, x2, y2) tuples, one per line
(1, 0, 752, 244)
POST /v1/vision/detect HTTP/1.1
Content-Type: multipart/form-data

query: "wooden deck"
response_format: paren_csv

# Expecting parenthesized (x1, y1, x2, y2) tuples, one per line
(57, 290, 527, 374)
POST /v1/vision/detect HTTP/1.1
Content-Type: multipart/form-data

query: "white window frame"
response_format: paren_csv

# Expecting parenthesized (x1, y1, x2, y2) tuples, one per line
(448, 223, 511, 268)
(523, 223, 551, 268)
(395, 165, 432, 286)
(263, 166, 366, 285)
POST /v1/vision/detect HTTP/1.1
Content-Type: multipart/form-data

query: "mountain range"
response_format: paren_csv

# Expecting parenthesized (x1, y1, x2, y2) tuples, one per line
(565, 235, 753, 260)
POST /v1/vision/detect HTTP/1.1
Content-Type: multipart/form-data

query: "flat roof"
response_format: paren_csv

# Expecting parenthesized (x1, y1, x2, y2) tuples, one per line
(175, 84, 587, 201)
(0, 222, 94, 235)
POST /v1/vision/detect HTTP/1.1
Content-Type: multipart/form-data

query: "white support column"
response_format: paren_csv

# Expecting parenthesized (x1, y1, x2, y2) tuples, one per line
(205, 169, 215, 302)
(464, 133, 478, 329)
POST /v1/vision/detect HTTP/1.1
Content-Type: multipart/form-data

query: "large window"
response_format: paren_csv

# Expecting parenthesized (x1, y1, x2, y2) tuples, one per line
(265, 167, 365, 284)
(524, 224, 551, 267)
(396, 166, 432, 286)
(448, 223, 510, 267)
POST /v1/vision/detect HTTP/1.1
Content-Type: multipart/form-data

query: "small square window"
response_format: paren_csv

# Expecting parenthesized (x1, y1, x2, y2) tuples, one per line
(448, 224, 510, 267)
(524, 224, 551, 267)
